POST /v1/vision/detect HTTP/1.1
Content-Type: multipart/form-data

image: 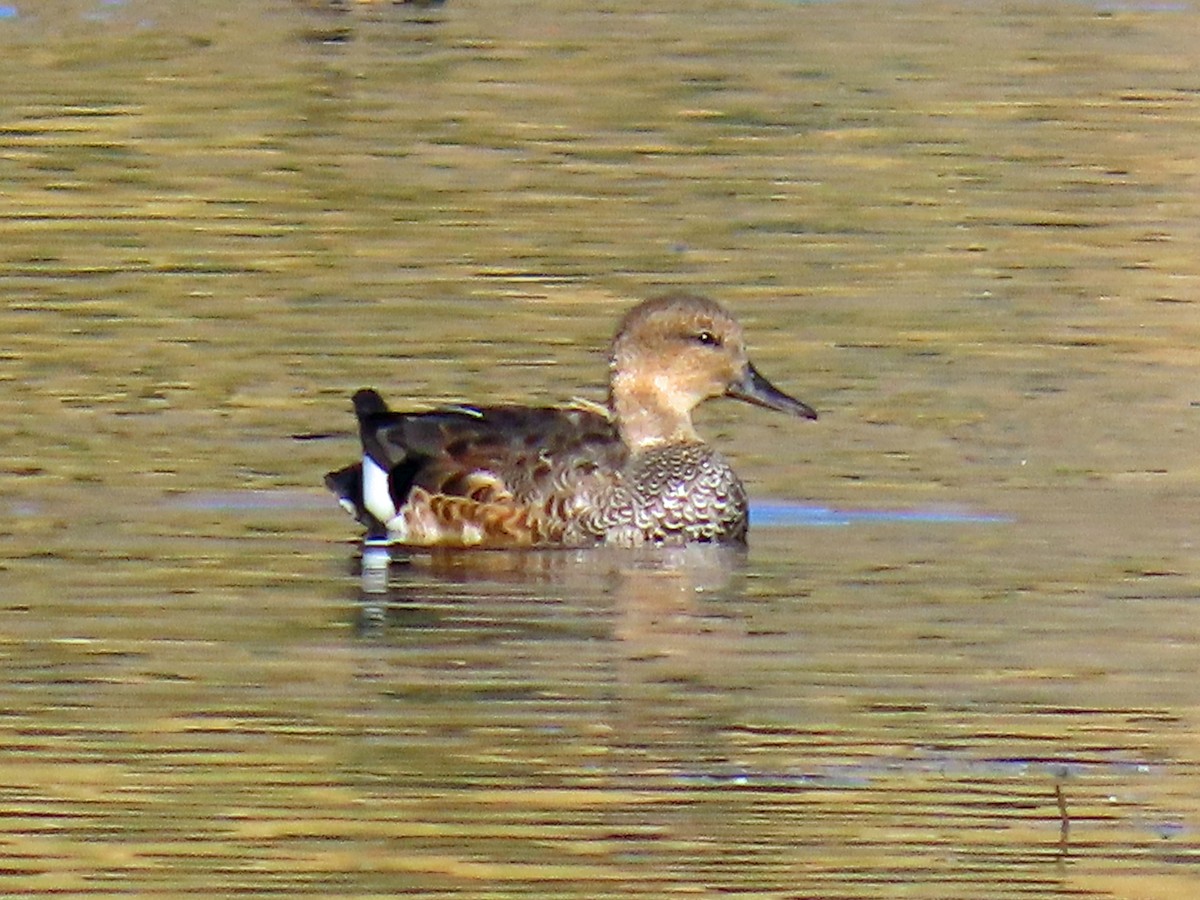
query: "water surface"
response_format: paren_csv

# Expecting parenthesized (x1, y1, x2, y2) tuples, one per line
(2, 0, 1200, 896)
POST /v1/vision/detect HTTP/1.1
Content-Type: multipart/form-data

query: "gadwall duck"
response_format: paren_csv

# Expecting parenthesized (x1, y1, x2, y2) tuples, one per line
(325, 293, 816, 547)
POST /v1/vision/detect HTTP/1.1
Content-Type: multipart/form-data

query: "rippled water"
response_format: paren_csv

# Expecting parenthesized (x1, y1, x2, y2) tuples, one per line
(2, 0, 1200, 896)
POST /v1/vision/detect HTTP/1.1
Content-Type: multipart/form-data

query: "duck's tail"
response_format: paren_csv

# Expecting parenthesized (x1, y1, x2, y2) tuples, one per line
(324, 388, 402, 541)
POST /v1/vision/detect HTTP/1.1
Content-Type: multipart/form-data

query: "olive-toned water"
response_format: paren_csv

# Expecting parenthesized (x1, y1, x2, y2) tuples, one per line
(3, 0, 1199, 896)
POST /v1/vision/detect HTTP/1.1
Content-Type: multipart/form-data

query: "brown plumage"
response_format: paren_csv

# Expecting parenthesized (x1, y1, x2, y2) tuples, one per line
(325, 293, 817, 548)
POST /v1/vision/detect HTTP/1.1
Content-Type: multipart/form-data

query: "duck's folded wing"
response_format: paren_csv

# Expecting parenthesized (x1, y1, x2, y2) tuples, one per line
(360, 404, 624, 503)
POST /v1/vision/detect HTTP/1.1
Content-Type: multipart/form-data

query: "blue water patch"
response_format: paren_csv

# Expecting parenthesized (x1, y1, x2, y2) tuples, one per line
(751, 500, 1010, 527)
(171, 491, 1009, 526)
(167, 492, 1011, 527)
(169, 490, 331, 512)
(671, 753, 1156, 788)
(0, 5, 17, 20)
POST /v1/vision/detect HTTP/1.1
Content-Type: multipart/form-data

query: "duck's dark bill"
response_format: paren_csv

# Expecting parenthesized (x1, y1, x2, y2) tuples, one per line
(727, 363, 817, 419)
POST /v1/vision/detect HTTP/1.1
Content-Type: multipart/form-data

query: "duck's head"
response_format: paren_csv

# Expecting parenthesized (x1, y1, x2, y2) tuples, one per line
(607, 293, 817, 450)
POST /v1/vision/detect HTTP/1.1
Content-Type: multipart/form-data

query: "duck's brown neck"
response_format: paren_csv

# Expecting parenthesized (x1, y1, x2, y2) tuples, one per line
(609, 379, 700, 451)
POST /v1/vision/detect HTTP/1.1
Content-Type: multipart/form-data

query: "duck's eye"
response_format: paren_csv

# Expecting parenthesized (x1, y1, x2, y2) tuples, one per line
(693, 330, 721, 348)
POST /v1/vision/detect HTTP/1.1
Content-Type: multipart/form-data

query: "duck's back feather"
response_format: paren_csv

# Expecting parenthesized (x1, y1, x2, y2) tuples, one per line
(330, 393, 635, 546)
(360, 402, 624, 503)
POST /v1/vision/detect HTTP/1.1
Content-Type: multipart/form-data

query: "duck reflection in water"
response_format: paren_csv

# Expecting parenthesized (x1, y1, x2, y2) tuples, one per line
(353, 541, 750, 650)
